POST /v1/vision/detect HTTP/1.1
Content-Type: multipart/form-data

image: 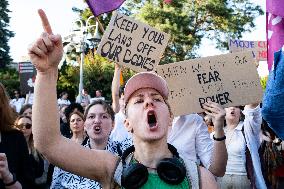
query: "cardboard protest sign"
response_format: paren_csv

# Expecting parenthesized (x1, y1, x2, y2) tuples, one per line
(156, 51, 263, 116)
(97, 12, 170, 72)
(19, 62, 37, 94)
(228, 39, 267, 61)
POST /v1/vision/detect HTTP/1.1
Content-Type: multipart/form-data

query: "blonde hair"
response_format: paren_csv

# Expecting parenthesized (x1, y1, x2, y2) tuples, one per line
(14, 115, 41, 162)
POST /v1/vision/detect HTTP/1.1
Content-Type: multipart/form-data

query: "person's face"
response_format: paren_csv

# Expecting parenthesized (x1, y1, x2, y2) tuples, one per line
(84, 104, 113, 142)
(125, 88, 171, 142)
(95, 90, 102, 97)
(225, 106, 241, 122)
(69, 114, 84, 134)
(23, 108, 32, 117)
(17, 117, 32, 138)
(14, 91, 20, 98)
(63, 93, 68, 99)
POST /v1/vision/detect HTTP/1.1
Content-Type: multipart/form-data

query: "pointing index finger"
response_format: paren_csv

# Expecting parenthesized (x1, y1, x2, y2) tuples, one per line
(38, 9, 53, 34)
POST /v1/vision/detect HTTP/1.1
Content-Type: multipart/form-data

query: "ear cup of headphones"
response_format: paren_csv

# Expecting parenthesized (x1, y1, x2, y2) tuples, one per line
(121, 163, 149, 189)
(157, 158, 186, 185)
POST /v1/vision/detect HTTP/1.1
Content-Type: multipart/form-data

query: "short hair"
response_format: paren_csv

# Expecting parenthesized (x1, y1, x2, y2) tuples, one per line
(84, 100, 115, 121)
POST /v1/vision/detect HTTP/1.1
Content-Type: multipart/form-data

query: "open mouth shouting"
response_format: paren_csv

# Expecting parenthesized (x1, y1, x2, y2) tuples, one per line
(94, 125, 101, 134)
(147, 110, 158, 131)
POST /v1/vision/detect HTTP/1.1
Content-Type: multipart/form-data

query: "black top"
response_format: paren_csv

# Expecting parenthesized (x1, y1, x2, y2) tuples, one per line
(0, 130, 34, 189)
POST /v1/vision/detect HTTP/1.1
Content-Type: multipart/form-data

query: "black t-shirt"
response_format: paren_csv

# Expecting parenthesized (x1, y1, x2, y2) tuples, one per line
(0, 130, 34, 189)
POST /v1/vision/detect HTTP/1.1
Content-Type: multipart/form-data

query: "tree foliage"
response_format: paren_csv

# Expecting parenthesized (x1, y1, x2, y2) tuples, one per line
(0, 0, 14, 67)
(121, 0, 264, 63)
(260, 76, 268, 91)
(58, 51, 133, 101)
(61, 0, 263, 99)
(0, 67, 19, 96)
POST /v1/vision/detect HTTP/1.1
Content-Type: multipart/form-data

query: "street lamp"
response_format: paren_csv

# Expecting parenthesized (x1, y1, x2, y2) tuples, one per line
(63, 16, 101, 103)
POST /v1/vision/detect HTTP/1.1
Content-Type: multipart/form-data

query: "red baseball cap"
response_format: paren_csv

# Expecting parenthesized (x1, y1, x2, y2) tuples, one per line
(124, 72, 169, 104)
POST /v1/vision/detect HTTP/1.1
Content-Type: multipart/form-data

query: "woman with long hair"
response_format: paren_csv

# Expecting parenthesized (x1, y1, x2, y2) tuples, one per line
(14, 115, 44, 182)
(68, 111, 88, 145)
(0, 83, 34, 188)
(218, 105, 266, 189)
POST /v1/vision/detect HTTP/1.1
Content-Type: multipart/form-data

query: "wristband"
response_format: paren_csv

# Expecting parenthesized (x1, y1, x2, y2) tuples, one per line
(213, 134, 226, 141)
(4, 173, 17, 186)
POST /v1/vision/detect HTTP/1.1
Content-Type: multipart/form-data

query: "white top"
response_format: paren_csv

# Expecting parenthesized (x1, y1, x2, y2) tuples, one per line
(110, 111, 132, 143)
(168, 114, 213, 169)
(76, 94, 91, 105)
(90, 97, 105, 103)
(57, 98, 71, 106)
(224, 124, 247, 175)
(10, 98, 25, 113)
(26, 93, 34, 105)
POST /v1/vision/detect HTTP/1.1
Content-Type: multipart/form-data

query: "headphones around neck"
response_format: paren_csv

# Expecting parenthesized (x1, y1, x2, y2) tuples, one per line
(121, 143, 186, 189)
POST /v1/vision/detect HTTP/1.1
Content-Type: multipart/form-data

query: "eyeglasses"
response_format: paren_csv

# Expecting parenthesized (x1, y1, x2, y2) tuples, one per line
(16, 123, 32, 129)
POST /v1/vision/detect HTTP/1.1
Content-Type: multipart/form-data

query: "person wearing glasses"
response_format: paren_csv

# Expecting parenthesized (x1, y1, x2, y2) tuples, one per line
(9, 90, 25, 113)
(0, 83, 34, 189)
(14, 115, 44, 188)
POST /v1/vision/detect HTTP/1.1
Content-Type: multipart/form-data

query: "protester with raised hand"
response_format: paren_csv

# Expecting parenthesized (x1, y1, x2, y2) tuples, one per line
(168, 102, 227, 177)
(110, 63, 131, 143)
(217, 104, 266, 189)
(29, 9, 220, 188)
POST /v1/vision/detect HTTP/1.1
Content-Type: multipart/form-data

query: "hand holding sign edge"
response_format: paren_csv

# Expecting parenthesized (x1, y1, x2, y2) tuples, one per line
(28, 9, 63, 74)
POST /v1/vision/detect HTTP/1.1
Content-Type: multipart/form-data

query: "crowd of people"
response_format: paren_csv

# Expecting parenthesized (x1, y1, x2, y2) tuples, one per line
(1, 8, 284, 189)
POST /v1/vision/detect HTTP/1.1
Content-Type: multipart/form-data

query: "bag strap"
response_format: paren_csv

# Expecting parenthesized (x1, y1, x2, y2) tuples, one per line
(241, 126, 247, 145)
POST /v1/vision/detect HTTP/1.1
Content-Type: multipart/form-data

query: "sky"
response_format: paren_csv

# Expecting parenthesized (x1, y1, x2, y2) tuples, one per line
(7, 0, 268, 76)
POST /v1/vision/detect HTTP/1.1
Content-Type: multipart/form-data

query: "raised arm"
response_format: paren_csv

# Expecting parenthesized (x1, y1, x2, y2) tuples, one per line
(243, 103, 262, 141)
(203, 101, 227, 177)
(111, 63, 122, 113)
(28, 9, 117, 186)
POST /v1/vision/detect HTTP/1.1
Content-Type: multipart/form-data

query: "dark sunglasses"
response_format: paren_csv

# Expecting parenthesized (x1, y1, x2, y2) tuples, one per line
(17, 123, 32, 129)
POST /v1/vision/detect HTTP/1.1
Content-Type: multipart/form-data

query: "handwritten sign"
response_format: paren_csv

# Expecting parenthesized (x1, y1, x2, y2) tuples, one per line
(156, 51, 263, 116)
(97, 12, 170, 72)
(228, 39, 267, 61)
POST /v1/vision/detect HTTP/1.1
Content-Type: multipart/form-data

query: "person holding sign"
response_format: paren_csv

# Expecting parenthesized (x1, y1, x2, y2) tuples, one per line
(168, 106, 228, 177)
(217, 105, 266, 189)
(28, 9, 220, 188)
(111, 65, 227, 177)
